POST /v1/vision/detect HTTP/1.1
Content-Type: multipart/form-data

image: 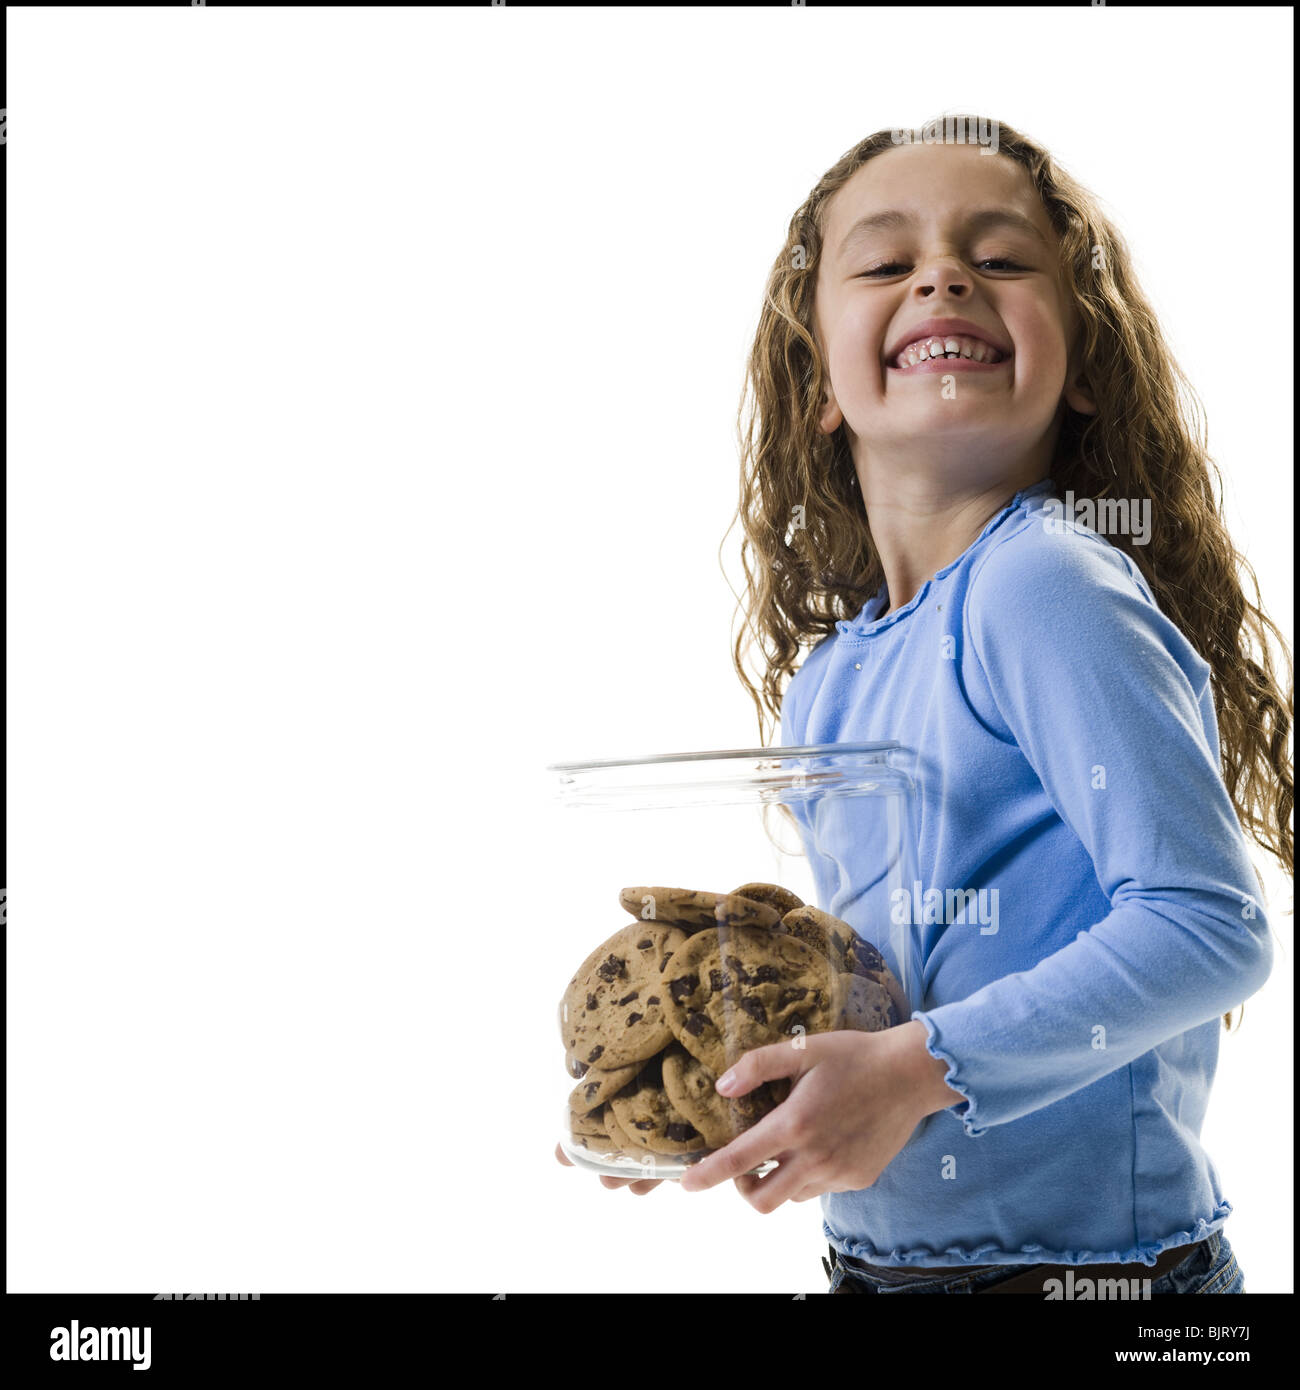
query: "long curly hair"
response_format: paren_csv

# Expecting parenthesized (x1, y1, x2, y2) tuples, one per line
(723, 118, 1292, 1031)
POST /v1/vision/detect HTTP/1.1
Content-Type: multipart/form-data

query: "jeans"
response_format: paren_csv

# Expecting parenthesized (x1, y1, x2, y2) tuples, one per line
(825, 1229, 1244, 1295)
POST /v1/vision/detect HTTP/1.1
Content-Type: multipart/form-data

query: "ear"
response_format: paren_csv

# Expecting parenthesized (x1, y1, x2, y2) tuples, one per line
(1063, 325, 1098, 416)
(1063, 368, 1097, 416)
(818, 384, 844, 435)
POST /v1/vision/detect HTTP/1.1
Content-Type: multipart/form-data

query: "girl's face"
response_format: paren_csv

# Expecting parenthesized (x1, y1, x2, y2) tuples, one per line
(813, 142, 1093, 470)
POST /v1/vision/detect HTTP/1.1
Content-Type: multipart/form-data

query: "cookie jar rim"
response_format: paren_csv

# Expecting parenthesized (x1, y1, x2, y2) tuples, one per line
(545, 740, 900, 773)
(546, 742, 913, 812)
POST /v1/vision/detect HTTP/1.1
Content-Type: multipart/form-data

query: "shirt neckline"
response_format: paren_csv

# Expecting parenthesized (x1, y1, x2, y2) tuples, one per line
(836, 478, 1056, 638)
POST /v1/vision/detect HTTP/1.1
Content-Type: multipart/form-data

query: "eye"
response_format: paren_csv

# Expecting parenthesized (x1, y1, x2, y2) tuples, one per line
(858, 262, 908, 278)
(857, 257, 1027, 278)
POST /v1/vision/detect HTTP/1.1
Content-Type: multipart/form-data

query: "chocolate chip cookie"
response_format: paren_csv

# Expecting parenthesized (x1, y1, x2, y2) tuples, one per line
(660, 1041, 790, 1149)
(779, 904, 854, 967)
(841, 935, 910, 1023)
(569, 1103, 619, 1154)
(561, 921, 687, 1070)
(606, 1054, 707, 1155)
(569, 1102, 605, 1133)
(783, 906, 911, 1024)
(568, 1103, 609, 1144)
(568, 1059, 650, 1116)
(617, 886, 781, 934)
(602, 1104, 639, 1154)
(831, 971, 896, 1032)
(729, 881, 805, 917)
(660, 924, 838, 1072)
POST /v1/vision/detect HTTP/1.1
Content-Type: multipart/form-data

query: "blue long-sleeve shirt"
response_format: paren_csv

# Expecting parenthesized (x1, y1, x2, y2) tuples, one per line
(780, 477, 1273, 1267)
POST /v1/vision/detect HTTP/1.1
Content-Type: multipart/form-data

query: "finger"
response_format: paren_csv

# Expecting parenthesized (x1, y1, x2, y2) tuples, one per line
(732, 1172, 763, 1201)
(734, 1169, 823, 1204)
(597, 1174, 662, 1193)
(679, 1109, 789, 1193)
(734, 1154, 815, 1214)
(714, 1037, 813, 1100)
(555, 1142, 574, 1167)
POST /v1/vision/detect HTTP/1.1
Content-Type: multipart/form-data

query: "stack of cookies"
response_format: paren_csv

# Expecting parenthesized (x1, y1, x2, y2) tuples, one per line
(561, 881, 908, 1164)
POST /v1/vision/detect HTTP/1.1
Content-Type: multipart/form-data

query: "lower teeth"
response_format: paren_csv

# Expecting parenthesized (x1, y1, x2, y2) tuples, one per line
(904, 352, 997, 365)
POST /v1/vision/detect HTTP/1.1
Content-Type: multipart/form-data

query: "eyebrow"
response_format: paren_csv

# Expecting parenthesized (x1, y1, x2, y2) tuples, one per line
(836, 208, 1049, 258)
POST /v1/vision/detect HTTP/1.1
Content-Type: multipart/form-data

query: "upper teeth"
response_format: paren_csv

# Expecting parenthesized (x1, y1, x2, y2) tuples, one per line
(893, 335, 1005, 367)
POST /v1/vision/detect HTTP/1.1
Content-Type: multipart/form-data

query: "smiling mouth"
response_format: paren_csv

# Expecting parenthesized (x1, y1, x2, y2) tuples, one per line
(887, 334, 1010, 370)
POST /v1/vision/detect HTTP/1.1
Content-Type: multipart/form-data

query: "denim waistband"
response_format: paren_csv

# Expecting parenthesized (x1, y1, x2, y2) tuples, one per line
(834, 1236, 1209, 1286)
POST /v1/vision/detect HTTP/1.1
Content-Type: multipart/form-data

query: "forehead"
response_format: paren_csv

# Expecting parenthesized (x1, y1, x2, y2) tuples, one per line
(822, 143, 1054, 261)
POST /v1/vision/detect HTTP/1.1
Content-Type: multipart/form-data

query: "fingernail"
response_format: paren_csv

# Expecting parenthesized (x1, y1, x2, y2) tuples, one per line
(716, 1070, 737, 1094)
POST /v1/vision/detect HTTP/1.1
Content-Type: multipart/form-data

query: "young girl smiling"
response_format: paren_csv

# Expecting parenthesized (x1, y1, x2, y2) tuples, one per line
(563, 118, 1291, 1296)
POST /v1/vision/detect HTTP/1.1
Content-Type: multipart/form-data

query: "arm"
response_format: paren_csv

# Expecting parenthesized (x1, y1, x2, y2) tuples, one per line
(912, 531, 1274, 1137)
(896, 1019, 969, 1114)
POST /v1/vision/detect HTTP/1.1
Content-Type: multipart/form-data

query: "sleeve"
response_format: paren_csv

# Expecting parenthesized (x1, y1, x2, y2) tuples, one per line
(911, 531, 1274, 1137)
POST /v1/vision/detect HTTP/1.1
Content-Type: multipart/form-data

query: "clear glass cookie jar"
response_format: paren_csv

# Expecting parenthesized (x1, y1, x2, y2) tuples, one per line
(545, 742, 923, 1181)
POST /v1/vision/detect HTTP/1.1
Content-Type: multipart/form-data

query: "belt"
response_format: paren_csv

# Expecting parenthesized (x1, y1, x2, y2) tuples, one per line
(829, 1236, 1205, 1295)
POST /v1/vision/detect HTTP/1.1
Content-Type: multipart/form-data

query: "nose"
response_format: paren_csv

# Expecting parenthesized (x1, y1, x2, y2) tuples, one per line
(914, 256, 973, 299)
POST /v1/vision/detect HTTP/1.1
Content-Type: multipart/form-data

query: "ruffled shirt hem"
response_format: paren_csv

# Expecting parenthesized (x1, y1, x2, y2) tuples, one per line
(825, 1201, 1233, 1268)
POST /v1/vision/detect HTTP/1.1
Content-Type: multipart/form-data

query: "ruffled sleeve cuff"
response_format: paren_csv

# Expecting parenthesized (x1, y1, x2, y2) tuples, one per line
(913, 1009, 989, 1138)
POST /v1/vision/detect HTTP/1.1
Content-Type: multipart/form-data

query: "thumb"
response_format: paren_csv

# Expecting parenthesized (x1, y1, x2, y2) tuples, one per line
(714, 1035, 814, 1099)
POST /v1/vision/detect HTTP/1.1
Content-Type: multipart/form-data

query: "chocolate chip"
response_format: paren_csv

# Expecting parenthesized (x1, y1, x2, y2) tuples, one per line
(668, 974, 698, 1004)
(708, 969, 731, 993)
(665, 1122, 699, 1143)
(637, 938, 653, 950)
(740, 996, 767, 1023)
(626, 1012, 643, 1026)
(853, 941, 885, 971)
(584, 1083, 600, 1101)
(753, 964, 780, 984)
(725, 955, 752, 984)
(596, 954, 625, 982)
(684, 1011, 708, 1036)
(783, 1015, 806, 1035)
(616, 990, 640, 1006)
(587, 1045, 604, 1063)
(586, 993, 598, 1010)
(646, 995, 660, 1006)
(634, 1120, 654, 1131)
(777, 986, 808, 1008)
(659, 951, 674, 970)
(572, 1060, 590, 1078)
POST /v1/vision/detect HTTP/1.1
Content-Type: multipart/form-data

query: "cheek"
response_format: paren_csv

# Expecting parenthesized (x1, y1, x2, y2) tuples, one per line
(828, 329, 887, 402)
(1037, 340, 1072, 389)
(1017, 309, 1072, 376)
(1004, 323, 1066, 394)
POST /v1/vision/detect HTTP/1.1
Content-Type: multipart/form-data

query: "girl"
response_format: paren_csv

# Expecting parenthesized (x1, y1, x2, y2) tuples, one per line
(560, 118, 1292, 1296)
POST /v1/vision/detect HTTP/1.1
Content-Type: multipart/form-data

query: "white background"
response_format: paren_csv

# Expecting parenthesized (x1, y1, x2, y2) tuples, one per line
(7, 6, 1292, 1293)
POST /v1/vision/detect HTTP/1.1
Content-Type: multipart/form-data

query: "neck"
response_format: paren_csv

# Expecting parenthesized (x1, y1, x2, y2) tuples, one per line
(856, 463, 1049, 616)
